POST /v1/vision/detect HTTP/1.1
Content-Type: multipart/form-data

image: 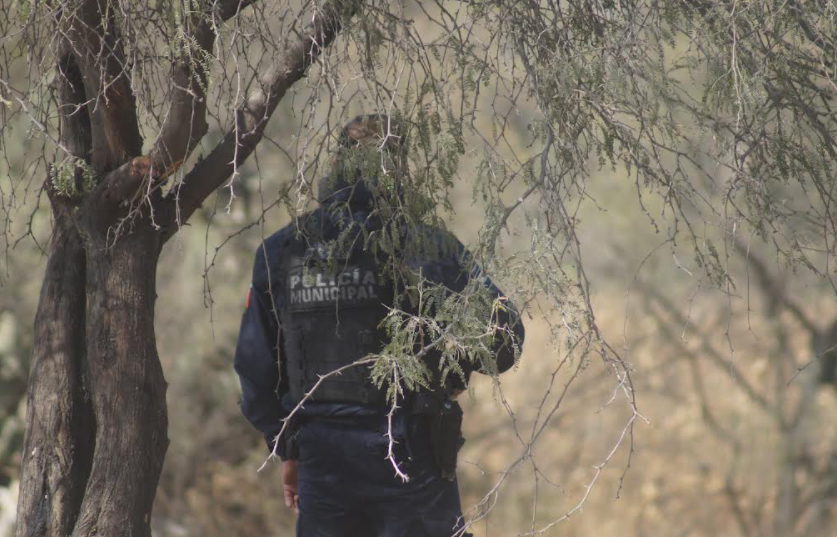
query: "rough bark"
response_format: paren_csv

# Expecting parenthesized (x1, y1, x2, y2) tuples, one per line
(71, 229, 168, 537)
(14, 210, 95, 537)
(68, 0, 143, 173)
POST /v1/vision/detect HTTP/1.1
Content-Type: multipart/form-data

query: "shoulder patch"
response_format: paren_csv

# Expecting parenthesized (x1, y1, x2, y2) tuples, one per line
(245, 285, 252, 309)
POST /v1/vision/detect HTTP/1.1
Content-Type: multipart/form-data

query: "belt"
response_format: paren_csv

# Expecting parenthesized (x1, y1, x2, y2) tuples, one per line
(303, 414, 385, 427)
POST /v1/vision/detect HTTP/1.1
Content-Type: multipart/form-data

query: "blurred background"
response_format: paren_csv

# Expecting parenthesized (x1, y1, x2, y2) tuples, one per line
(2, 1, 837, 536)
(3, 119, 836, 536)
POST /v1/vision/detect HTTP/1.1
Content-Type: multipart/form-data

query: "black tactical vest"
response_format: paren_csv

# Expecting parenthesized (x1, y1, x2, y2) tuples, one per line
(278, 238, 395, 407)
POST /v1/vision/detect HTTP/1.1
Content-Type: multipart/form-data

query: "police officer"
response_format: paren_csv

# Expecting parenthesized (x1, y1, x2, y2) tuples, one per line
(234, 114, 524, 537)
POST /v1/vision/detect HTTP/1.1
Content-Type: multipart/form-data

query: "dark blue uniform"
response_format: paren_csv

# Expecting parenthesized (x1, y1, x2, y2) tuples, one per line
(234, 160, 524, 537)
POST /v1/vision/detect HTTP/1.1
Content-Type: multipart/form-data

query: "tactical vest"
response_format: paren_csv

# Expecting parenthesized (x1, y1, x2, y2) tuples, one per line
(279, 240, 394, 407)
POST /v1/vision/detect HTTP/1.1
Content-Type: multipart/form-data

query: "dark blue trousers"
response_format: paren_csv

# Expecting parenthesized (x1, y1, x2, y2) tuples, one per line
(295, 415, 467, 537)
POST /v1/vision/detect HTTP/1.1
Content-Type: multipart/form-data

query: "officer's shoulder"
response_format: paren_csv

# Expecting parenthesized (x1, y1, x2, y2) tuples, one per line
(406, 223, 465, 260)
(252, 209, 322, 284)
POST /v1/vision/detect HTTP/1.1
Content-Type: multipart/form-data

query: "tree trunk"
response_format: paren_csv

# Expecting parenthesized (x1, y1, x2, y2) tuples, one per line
(15, 209, 95, 537)
(16, 212, 169, 537)
(71, 228, 168, 537)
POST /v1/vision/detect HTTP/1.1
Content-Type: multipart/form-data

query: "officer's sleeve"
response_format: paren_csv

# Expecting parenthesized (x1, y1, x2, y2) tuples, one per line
(452, 244, 525, 375)
(422, 231, 525, 376)
(477, 272, 525, 374)
(233, 248, 294, 459)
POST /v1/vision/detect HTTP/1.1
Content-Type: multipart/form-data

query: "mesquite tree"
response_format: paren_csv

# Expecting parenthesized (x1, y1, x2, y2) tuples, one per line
(2, 0, 837, 535)
(4, 0, 359, 534)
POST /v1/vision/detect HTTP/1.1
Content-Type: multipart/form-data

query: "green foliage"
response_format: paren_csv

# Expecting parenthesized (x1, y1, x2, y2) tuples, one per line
(371, 274, 520, 402)
(50, 157, 95, 199)
(166, 0, 216, 93)
(13, 0, 32, 22)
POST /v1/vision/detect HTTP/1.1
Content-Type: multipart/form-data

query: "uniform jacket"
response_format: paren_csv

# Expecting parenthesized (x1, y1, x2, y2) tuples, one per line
(234, 181, 524, 459)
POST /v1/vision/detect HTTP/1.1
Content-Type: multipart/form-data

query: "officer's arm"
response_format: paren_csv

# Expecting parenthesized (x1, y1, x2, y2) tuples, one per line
(477, 272, 525, 374)
(432, 233, 525, 375)
(233, 248, 292, 458)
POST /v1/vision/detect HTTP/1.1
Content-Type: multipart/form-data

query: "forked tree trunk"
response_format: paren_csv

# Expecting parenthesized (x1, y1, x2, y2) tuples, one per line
(14, 1, 353, 533)
(16, 216, 168, 537)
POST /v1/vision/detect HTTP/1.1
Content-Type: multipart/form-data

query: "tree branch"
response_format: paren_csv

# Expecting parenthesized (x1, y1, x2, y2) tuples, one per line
(45, 38, 95, 202)
(158, 0, 360, 242)
(146, 0, 257, 184)
(56, 41, 93, 165)
(63, 0, 143, 172)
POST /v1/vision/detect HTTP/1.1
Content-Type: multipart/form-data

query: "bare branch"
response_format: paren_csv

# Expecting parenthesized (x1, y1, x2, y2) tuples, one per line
(259, 357, 378, 471)
(157, 0, 361, 241)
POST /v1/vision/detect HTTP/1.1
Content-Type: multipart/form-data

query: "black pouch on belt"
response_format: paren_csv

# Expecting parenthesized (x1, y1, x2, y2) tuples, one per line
(429, 400, 465, 481)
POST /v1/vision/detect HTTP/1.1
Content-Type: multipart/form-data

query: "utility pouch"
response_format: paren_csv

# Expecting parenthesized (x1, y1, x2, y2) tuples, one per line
(429, 400, 465, 481)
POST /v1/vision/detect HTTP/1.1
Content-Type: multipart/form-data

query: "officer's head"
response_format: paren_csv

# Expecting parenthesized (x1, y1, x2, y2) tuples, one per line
(319, 114, 407, 208)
